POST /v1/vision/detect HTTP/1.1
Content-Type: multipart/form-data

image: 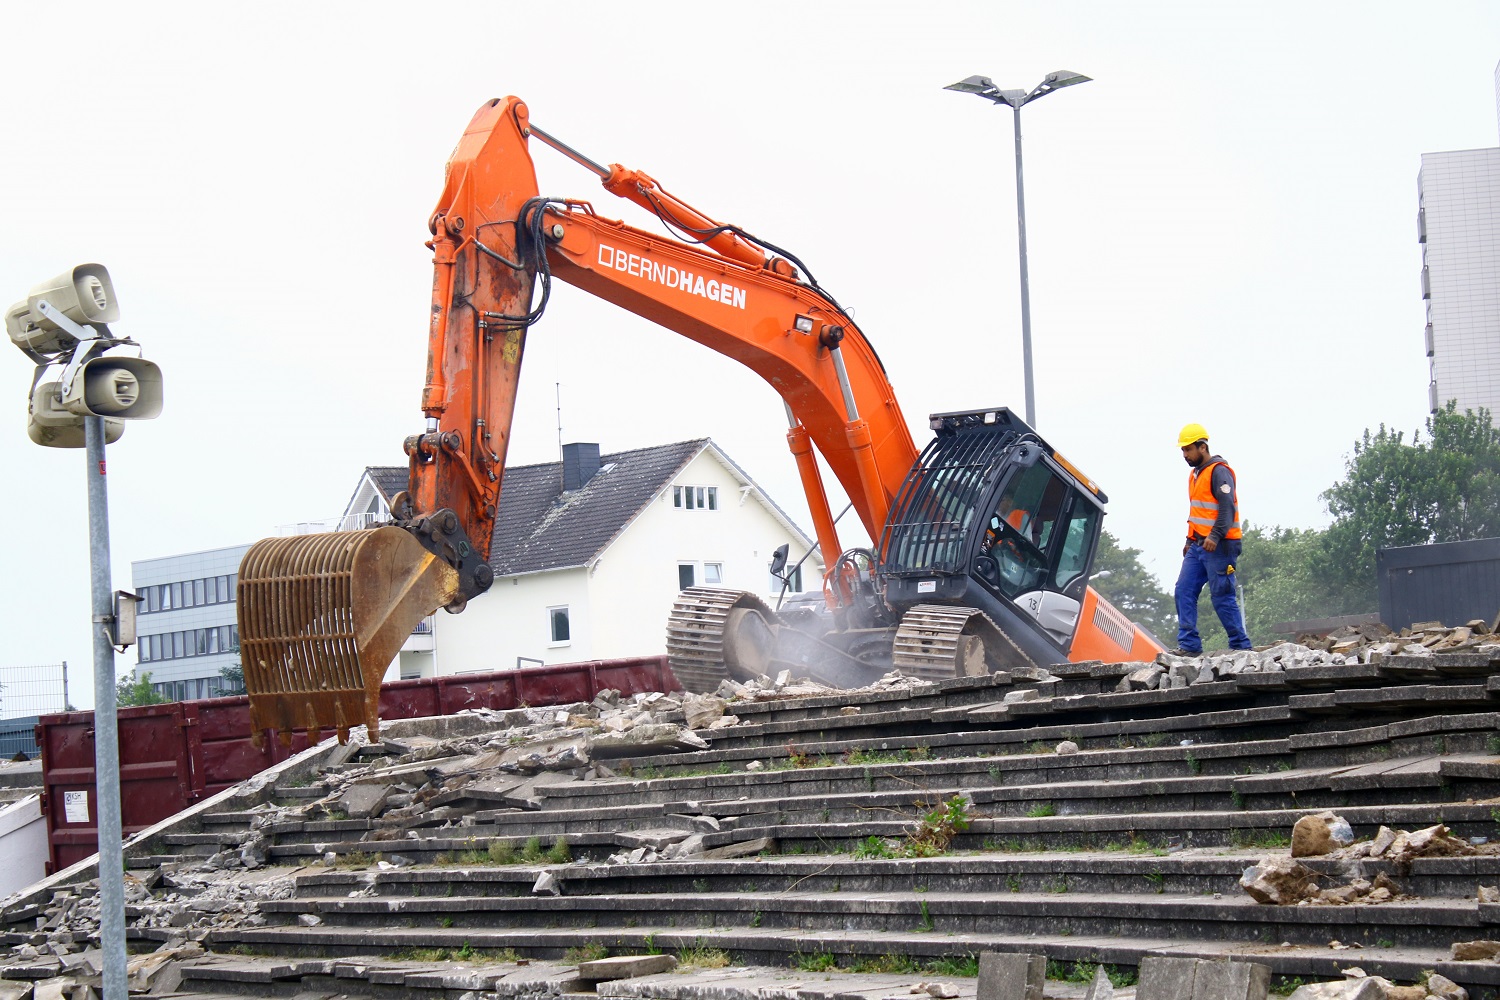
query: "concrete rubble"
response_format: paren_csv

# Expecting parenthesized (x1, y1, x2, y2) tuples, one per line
(12, 635, 1500, 999)
(1242, 819, 1481, 906)
(1127, 620, 1500, 691)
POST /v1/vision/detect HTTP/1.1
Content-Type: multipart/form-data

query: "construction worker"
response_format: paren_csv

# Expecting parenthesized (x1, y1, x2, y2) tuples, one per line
(1173, 423, 1252, 654)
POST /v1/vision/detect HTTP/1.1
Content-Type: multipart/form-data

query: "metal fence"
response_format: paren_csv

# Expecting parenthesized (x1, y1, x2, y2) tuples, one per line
(0, 662, 70, 722)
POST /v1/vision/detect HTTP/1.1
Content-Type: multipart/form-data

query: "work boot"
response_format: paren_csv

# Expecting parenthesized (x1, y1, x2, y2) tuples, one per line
(1166, 647, 1201, 657)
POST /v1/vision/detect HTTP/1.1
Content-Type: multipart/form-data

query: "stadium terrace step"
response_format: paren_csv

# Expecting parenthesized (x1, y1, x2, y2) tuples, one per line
(13, 646, 1500, 1000)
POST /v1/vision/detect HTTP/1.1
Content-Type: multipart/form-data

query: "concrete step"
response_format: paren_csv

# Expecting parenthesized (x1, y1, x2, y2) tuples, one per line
(247, 888, 1494, 949)
(192, 921, 1500, 996)
(283, 851, 1500, 903)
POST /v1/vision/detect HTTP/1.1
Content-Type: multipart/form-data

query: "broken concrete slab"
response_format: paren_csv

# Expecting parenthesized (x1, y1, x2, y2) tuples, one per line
(338, 782, 391, 819)
(576, 954, 678, 981)
(976, 952, 1044, 1000)
(592, 725, 709, 758)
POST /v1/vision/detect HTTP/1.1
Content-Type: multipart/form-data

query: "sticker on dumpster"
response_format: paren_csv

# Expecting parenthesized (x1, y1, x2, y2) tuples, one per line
(63, 791, 89, 824)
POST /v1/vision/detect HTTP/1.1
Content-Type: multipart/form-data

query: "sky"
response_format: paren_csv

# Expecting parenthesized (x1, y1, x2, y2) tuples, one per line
(2, 1, 1497, 711)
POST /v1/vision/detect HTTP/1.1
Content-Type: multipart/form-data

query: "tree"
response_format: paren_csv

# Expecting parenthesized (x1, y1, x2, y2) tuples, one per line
(1091, 529, 1176, 644)
(218, 661, 246, 697)
(116, 671, 168, 707)
(1236, 524, 1336, 645)
(1319, 403, 1500, 612)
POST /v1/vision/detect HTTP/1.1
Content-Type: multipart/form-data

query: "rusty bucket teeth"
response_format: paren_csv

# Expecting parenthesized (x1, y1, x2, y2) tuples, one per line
(236, 526, 461, 745)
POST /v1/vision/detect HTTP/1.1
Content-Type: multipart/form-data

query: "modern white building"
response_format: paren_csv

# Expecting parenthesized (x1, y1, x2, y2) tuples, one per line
(131, 543, 249, 701)
(1417, 60, 1500, 419)
(344, 439, 821, 678)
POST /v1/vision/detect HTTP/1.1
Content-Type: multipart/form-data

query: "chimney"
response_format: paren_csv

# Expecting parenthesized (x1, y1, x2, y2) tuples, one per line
(561, 442, 601, 492)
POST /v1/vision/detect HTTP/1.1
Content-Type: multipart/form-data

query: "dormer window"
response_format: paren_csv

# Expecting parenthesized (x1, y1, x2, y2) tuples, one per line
(673, 486, 718, 510)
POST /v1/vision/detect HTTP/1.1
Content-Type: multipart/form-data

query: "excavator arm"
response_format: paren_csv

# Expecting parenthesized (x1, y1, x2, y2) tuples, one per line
(413, 97, 920, 560)
(237, 97, 918, 744)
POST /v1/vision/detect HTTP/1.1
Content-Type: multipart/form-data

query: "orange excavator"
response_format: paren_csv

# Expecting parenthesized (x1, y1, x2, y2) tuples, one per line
(237, 97, 1162, 745)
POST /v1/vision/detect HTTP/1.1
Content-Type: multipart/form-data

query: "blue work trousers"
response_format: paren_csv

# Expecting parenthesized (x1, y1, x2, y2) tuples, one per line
(1175, 538, 1251, 653)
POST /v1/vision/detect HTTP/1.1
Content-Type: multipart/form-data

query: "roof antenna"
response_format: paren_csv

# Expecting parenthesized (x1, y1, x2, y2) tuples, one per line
(556, 382, 564, 493)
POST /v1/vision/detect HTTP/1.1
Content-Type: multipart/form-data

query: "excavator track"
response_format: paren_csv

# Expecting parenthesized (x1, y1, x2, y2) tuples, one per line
(892, 604, 1039, 682)
(666, 587, 777, 693)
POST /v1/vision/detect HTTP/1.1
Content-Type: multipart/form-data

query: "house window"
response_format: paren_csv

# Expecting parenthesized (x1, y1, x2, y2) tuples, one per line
(673, 486, 718, 510)
(771, 564, 803, 593)
(704, 562, 723, 585)
(548, 606, 571, 644)
(678, 564, 695, 590)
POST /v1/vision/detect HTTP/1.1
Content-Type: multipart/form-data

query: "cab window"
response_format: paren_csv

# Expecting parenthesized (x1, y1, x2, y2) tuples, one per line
(979, 463, 1095, 599)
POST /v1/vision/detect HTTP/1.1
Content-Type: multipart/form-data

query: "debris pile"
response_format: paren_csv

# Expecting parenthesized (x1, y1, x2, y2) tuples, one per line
(1288, 968, 1469, 1000)
(1121, 620, 1500, 692)
(1242, 819, 1478, 906)
(713, 667, 931, 702)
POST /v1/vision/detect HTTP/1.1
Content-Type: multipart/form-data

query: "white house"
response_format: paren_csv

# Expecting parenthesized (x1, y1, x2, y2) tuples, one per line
(343, 439, 822, 678)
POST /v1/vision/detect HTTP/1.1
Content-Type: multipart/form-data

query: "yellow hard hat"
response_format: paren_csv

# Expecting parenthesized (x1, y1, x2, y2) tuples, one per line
(1178, 423, 1209, 448)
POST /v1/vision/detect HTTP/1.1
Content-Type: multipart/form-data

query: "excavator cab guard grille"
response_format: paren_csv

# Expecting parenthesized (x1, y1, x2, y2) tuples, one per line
(237, 526, 459, 746)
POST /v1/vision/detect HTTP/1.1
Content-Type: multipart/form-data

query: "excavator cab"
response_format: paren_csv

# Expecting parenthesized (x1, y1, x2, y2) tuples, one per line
(878, 407, 1107, 670)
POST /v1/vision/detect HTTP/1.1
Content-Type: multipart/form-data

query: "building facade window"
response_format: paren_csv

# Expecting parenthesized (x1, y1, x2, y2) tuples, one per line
(151, 676, 223, 702)
(678, 563, 695, 590)
(548, 606, 571, 644)
(142, 574, 236, 613)
(672, 486, 718, 510)
(704, 562, 723, 585)
(139, 625, 239, 663)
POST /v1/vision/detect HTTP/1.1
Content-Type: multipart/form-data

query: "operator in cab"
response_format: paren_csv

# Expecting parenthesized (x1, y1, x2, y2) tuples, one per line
(1172, 423, 1252, 655)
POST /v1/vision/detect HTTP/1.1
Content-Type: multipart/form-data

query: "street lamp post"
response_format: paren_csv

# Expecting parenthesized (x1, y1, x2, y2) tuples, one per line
(945, 70, 1091, 429)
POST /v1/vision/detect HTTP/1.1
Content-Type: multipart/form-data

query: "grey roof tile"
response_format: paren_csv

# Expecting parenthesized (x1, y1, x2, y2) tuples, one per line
(360, 439, 708, 576)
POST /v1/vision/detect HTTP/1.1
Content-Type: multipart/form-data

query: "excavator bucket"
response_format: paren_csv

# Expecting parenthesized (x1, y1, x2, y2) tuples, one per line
(237, 527, 459, 746)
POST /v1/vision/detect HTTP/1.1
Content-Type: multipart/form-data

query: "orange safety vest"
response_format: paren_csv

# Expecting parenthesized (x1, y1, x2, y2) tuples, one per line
(1187, 459, 1242, 540)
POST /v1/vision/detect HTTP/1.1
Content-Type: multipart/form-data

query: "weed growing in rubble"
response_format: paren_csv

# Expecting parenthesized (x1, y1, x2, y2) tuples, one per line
(1005, 873, 1022, 892)
(488, 841, 518, 864)
(1048, 960, 1132, 985)
(1230, 829, 1290, 850)
(546, 839, 572, 864)
(987, 764, 1003, 783)
(916, 900, 935, 932)
(1230, 790, 1246, 810)
(1185, 753, 1202, 776)
(1143, 870, 1165, 893)
(677, 946, 732, 970)
(1025, 741, 1052, 755)
(1141, 733, 1169, 749)
(336, 850, 373, 869)
(850, 954, 920, 975)
(750, 910, 763, 927)
(794, 951, 839, 972)
(854, 836, 898, 860)
(439, 916, 454, 928)
(925, 955, 981, 977)
(786, 742, 814, 768)
(1025, 802, 1056, 818)
(843, 746, 932, 766)
(521, 837, 546, 863)
(1271, 976, 1310, 996)
(564, 943, 609, 964)
(903, 796, 974, 858)
(433, 852, 453, 865)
